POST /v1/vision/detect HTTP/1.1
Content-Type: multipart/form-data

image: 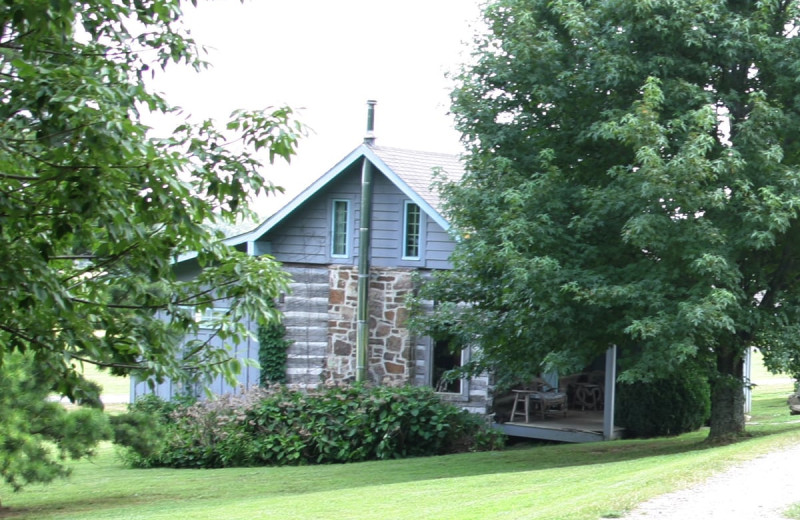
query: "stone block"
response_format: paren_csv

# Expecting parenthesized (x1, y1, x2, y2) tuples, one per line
(386, 335, 403, 352)
(329, 289, 345, 305)
(395, 307, 410, 326)
(375, 322, 391, 337)
(392, 276, 413, 290)
(385, 362, 406, 375)
(333, 340, 352, 356)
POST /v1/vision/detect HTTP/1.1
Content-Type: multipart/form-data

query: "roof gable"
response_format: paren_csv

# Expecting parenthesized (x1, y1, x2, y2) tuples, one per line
(224, 143, 463, 250)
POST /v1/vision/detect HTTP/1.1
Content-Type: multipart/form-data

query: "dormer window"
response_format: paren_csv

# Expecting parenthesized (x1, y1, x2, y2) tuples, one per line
(331, 199, 350, 258)
(403, 201, 421, 260)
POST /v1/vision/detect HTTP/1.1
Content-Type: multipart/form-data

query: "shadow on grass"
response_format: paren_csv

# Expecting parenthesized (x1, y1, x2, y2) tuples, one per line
(5, 393, 800, 519)
(11, 425, 800, 520)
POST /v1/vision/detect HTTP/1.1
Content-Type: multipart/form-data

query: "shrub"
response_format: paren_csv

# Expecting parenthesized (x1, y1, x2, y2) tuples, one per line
(123, 385, 504, 469)
(616, 369, 711, 438)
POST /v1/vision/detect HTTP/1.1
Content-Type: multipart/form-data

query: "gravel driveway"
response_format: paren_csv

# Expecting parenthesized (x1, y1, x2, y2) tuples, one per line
(622, 441, 800, 519)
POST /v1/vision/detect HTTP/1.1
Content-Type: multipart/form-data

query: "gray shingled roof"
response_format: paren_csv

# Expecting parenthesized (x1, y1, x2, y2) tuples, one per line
(370, 145, 464, 213)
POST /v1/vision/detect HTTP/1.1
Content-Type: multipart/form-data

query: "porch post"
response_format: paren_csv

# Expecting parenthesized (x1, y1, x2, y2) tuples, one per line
(603, 344, 617, 440)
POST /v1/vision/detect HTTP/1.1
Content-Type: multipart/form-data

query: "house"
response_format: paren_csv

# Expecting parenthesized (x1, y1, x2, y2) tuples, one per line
(131, 105, 628, 441)
(132, 120, 491, 414)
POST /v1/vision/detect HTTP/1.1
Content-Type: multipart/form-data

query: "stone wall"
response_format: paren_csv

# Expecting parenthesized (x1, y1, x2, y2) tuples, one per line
(279, 263, 491, 415)
(325, 265, 415, 386)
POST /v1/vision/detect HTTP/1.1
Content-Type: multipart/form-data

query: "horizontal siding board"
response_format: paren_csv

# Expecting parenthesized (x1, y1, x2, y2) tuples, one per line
(258, 167, 362, 265)
(425, 259, 452, 270)
(285, 267, 329, 283)
(426, 241, 455, 253)
(372, 237, 397, 250)
(371, 228, 400, 241)
(425, 249, 453, 261)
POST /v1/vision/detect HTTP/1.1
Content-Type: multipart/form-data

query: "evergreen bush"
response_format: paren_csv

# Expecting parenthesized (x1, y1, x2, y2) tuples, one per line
(616, 369, 711, 438)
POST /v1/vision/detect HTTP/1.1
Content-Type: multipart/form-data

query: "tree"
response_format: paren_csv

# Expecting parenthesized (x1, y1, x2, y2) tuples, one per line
(0, 0, 303, 489)
(414, 0, 800, 441)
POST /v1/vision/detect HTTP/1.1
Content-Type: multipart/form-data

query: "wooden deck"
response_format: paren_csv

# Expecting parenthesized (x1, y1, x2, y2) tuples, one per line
(494, 410, 625, 443)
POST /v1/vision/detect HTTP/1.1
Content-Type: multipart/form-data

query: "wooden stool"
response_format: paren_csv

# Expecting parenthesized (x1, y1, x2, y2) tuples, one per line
(510, 390, 538, 423)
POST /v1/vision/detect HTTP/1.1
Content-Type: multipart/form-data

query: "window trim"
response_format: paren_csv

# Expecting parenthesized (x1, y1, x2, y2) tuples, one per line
(331, 199, 351, 258)
(402, 200, 423, 260)
(429, 336, 470, 400)
(178, 306, 231, 330)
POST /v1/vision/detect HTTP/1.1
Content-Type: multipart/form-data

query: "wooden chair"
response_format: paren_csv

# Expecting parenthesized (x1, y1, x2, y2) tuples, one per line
(510, 378, 568, 422)
(574, 383, 603, 411)
(531, 391, 568, 418)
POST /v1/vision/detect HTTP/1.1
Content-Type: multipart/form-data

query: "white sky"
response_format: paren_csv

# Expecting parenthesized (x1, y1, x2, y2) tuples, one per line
(150, 0, 484, 217)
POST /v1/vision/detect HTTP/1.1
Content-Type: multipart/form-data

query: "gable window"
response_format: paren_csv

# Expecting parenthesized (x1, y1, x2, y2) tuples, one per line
(331, 199, 350, 257)
(403, 201, 421, 259)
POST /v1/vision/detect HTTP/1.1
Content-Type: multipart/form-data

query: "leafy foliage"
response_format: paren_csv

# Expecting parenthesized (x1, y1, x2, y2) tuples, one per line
(413, 0, 800, 441)
(123, 385, 505, 469)
(0, 0, 304, 489)
(257, 313, 291, 385)
(616, 368, 711, 438)
(0, 352, 112, 491)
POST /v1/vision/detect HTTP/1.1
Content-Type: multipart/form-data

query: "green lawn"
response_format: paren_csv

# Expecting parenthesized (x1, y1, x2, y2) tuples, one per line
(3, 380, 799, 520)
(81, 364, 130, 397)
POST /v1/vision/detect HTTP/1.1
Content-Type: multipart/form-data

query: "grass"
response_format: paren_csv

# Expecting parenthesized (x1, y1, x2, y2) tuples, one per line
(2, 378, 799, 520)
(51, 364, 130, 413)
(80, 364, 130, 397)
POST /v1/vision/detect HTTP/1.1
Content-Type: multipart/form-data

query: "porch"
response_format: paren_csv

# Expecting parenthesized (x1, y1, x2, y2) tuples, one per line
(495, 410, 625, 443)
(492, 345, 621, 443)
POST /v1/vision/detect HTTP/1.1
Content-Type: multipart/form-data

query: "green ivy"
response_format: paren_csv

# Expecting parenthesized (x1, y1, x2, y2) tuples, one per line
(257, 317, 291, 385)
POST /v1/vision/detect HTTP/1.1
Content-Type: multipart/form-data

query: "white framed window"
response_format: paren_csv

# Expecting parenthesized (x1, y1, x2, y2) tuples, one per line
(431, 335, 469, 398)
(178, 306, 230, 330)
(403, 201, 421, 260)
(196, 307, 230, 329)
(331, 199, 350, 258)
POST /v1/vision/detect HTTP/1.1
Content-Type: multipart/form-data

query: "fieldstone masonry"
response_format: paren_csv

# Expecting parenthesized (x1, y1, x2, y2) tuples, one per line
(279, 263, 490, 415)
(325, 265, 415, 386)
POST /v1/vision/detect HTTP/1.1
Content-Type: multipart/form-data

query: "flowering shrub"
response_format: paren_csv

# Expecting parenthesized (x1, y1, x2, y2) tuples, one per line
(123, 385, 504, 468)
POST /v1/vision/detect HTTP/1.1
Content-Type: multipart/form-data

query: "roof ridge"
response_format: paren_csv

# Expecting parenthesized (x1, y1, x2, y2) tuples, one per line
(370, 144, 463, 158)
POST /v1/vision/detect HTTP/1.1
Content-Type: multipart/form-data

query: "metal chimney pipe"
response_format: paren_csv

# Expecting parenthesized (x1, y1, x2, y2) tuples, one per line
(356, 100, 376, 382)
(364, 99, 377, 145)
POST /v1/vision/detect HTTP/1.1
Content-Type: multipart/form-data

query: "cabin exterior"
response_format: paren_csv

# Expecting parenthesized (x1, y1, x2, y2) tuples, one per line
(132, 142, 492, 414)
(130, 135, 635, 441)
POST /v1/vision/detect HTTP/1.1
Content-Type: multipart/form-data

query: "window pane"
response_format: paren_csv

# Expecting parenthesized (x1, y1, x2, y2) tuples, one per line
(332, 200, 348, 256)
(404, 203, 420, 258)
(433, 336, 462, 393)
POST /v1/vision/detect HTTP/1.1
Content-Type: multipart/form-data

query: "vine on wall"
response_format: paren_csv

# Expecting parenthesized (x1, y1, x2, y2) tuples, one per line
(257, 317, 291, 385)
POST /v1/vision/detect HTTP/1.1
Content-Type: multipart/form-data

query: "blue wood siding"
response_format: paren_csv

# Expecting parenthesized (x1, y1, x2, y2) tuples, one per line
(423, 219, 455, 269)
(131, 309, 259, 402)
(258, 165, 455, 269)
(260, 164, 361, 264)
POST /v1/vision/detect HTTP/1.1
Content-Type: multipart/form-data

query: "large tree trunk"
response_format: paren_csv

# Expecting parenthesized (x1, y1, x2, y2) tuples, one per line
(708, 348, 745, 442)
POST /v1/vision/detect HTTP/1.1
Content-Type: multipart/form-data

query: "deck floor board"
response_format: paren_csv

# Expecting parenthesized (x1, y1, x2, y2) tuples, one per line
(495, 410, 624, 443)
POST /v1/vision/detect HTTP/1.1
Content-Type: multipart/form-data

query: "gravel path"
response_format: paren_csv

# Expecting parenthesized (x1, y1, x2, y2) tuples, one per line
(622, 442, 800, 519)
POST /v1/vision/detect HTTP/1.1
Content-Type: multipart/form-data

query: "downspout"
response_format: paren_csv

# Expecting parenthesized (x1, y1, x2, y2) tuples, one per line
(356, 100, 377, 383)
